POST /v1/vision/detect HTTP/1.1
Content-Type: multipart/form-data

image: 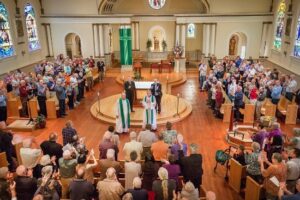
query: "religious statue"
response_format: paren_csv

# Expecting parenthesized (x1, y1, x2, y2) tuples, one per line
(154, 36, 159, 51)
(229, 37, 237, 55)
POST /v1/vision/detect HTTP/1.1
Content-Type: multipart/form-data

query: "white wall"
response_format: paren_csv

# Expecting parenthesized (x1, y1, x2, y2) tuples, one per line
(268, 0, 300, 75)
(215, 22, 263, 59)
(0, 0, 47, 75)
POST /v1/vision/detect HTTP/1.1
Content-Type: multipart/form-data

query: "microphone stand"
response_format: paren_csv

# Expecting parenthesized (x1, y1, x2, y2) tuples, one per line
(96, 91, 102, 116)
(27, 100, 34, 125)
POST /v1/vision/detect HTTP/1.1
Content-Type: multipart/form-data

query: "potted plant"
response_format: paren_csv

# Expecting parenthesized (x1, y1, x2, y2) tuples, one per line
(162, 40, 167, 52)
(146, 39, 152, 51)
(35, 114, 46, 129)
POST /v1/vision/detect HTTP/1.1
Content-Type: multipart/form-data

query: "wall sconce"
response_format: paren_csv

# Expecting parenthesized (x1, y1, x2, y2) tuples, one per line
(21, 50, 26, 56)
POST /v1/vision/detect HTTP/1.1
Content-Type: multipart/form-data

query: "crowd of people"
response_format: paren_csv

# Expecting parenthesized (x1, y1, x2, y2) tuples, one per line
(0, 54, 106, 123)
(199, 55, 300, 200)
(0, 120, 212, 200)
(200, 55, 299, 121)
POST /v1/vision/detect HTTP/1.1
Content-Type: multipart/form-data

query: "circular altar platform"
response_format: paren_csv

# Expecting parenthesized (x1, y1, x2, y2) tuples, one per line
(90, 94, 192, 127)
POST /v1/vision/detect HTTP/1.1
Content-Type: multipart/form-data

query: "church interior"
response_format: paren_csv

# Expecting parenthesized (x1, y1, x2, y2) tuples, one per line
(1, 0, 300, 200)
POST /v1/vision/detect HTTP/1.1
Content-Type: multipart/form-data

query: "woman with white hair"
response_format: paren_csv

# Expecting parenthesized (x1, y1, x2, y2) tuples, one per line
(152, 167, 176, 200)
(180, 181, 199, 200)
(126, 177, 148, 200)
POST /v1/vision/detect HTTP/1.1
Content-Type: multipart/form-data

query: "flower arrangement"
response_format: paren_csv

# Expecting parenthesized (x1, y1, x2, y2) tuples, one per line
(35, 114, 46, 129)
(162, 40, 167, 51)
(173, 44, 183, 58)
(146, 39, 152, 51)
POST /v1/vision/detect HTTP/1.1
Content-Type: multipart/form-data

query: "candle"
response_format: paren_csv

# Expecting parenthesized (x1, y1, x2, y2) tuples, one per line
(97, 92, 100, 97)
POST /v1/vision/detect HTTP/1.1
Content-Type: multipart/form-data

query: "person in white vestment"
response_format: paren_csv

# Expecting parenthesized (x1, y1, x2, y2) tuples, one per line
(142, 90, 157, 130)
(115, 92, 131, 133)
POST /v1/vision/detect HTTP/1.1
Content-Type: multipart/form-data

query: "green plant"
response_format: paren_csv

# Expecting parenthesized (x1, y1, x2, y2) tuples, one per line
(146, 39, 152, 51)
(162, 40, 167, 51)
(35, 114, 46, 129)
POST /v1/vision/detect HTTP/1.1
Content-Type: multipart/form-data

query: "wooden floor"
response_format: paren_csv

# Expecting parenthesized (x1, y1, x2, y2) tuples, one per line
(12, 70, 300, 200)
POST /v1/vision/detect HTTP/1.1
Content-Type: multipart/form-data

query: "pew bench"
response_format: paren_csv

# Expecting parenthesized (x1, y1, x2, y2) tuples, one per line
(245, 176, 263, 200)
(91, 68, 99, 83)
(229, 158, 246, 193)
(0, 152, 8, 167)
(46, 98, 59, 119)
(220, 88, 233, 123)
(7, 98, 22, 119)
(277, 96, 298, 124)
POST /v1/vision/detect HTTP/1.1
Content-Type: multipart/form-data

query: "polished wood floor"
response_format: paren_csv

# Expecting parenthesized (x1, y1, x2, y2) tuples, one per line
(13, 71, 300, 200)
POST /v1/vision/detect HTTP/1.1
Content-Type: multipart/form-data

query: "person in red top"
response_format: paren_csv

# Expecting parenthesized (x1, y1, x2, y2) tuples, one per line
(249, 86, 258, 104)
(214, 83, 223, 118)
(19, 80, 29, 117)
(88, 56, 95, 68)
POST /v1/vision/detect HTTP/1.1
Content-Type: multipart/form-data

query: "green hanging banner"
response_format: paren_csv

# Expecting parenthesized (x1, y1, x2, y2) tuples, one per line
(119, 26, 132, 70)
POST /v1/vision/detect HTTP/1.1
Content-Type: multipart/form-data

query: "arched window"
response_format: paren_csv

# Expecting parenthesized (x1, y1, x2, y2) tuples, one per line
(187, 23, 195, 38)
(274, 0, 286, 51)
(24, 3, 40, 51)
(294, 16, 300, 57)
(0, 2, 14, 59)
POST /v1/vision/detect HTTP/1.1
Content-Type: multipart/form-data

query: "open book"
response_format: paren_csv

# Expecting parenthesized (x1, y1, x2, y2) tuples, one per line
(269, 176, 280, 187)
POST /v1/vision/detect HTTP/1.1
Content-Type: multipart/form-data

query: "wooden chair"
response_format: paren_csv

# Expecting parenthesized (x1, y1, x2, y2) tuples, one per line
(150, 63, 160, 73)
(263, 101, 277, 117)
(228, 158, 246, 193)
(14, 142, 23, 165)
(0, 152, 8, 167)
(245, 176, 263, 200)
(28, 97, 39, 118)
(91, 68, 99, 83)
(220, 88, 232, 123)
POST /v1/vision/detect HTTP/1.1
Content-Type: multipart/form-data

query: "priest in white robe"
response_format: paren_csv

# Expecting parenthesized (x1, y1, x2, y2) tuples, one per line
(142, 90, 157, 130)
(116, 92, 131, 133)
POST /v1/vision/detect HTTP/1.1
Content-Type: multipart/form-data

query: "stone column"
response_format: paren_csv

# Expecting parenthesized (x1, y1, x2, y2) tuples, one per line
(202, 24, 207, 57)
(181, 24, 186, 57)
(264, 23, 272, 57)
(260, 23, 268, 57)
(135, 23, 140, 50)
(104, 24, 110, 55)
(93, 24, 100, 57)
(210, 24, 216, 56)
(131, 23, 136, 50)
(99, 24, 105, 57)
(205, 24, 211, 57)
(175, 24, 180, 46)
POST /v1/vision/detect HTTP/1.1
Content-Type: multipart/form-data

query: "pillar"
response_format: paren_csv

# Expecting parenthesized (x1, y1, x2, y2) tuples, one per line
(181, 24, 186, 57)
(265, 23, 273, 57)
(203, 24, 207, 57)
(104, 24, 110, 55)
(210, 24, 216, 56)
(46, 25, 54, 57)
(131, 23, 136, 50)
(175, 24, 180, 46)
(205, 24, 211, 57)
(260, 23, 269, 57)
(135, 23, 140, 50)
(99, 25, 104, 57)
(93, 25, 100, 57)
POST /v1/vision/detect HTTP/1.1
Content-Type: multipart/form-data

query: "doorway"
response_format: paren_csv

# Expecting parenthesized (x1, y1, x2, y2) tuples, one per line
(65, 33, 82, 58)
(228, 32, 247, 58)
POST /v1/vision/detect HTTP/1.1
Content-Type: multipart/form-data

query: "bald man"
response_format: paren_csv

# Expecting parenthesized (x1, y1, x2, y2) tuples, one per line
(15, 165, 37, 200)
(69, 167, 94, 200)
(40, 132, 63, 163)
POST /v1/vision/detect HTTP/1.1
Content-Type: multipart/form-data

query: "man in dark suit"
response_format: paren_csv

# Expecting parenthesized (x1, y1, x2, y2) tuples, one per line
(40, 132, 63, 165)
(150, 79, 162, 114)
(178, 143, 203, 189)
(124, 76, 136, 112)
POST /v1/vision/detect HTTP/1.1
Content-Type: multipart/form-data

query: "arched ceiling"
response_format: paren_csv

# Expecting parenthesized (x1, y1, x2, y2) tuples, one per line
(98, 0, 210, 15)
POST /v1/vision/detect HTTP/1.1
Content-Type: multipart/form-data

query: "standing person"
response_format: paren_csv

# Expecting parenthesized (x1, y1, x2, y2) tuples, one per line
(37, 80, 47, 117)
(150, 79, 162, 114)
(115, 92, 131, 133)
(124, 76, 136, 112)
(124, 151, 142, 190)
(55, 79, 67, 117)
(285, 74, 297, 101)
(271, 80, 282, 105)
(0, 90, 7, 123)
(142, 90, 157, 130)
(198, 61, 207, 91)
(19, 80, 29, 117)
(234, 86, 244, 122)
(255, 87, 266, 121)
(97, 60, 105, 82)
(152, 167, 176, 200)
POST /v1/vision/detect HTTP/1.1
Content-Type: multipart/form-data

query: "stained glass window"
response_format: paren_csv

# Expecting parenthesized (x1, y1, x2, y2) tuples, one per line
(25, 3, 40, 51)
(294, 16, 300, 57)
(273, 0, 286, 51)
(187, 23, 195, 38)
(0, 2, 14, 59)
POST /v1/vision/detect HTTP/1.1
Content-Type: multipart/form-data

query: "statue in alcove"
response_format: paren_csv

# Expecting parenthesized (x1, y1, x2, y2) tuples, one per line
(153, 36, 160, 51)
(229, 37, 237, 55)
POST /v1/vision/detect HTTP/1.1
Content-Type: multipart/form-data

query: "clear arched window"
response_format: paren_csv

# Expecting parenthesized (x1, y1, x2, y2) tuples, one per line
(187, 23, 195, 38)
(25, 3, 40, 51)
(294, 16, 300, 57)
(0, 2, 14, 59)
(274, 0, 286, 51)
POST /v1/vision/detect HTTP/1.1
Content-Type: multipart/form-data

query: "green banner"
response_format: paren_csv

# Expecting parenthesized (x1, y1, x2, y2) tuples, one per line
(119, 27, 132, 66)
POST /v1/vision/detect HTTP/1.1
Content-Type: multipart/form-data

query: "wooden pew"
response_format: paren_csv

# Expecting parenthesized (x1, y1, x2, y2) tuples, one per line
(28, 97, 39, 118)
(220, 88, 232, 123)
(228, 158, 246, 193)
(7, 98, 20, 119)
(277, 96, 298, 124)
(245, 176, 263, 200)
(46, 98, 58, 119)
(0, 152, 8, 167)
(199, 185, 208, 200)
(14, 142, 23, 165)
(261, 99, 277, 117)
(240, 96, 255, 124)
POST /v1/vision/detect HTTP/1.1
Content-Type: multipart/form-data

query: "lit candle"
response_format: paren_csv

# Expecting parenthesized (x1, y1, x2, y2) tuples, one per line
(97, 92, 100, 97)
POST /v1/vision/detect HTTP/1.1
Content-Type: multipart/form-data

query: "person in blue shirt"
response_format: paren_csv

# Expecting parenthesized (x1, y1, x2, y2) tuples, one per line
(234, 86, 244, 121)
(271, 80, 283, 105)
(0, 89, 7, 122)
(279, 179, 300, 200)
